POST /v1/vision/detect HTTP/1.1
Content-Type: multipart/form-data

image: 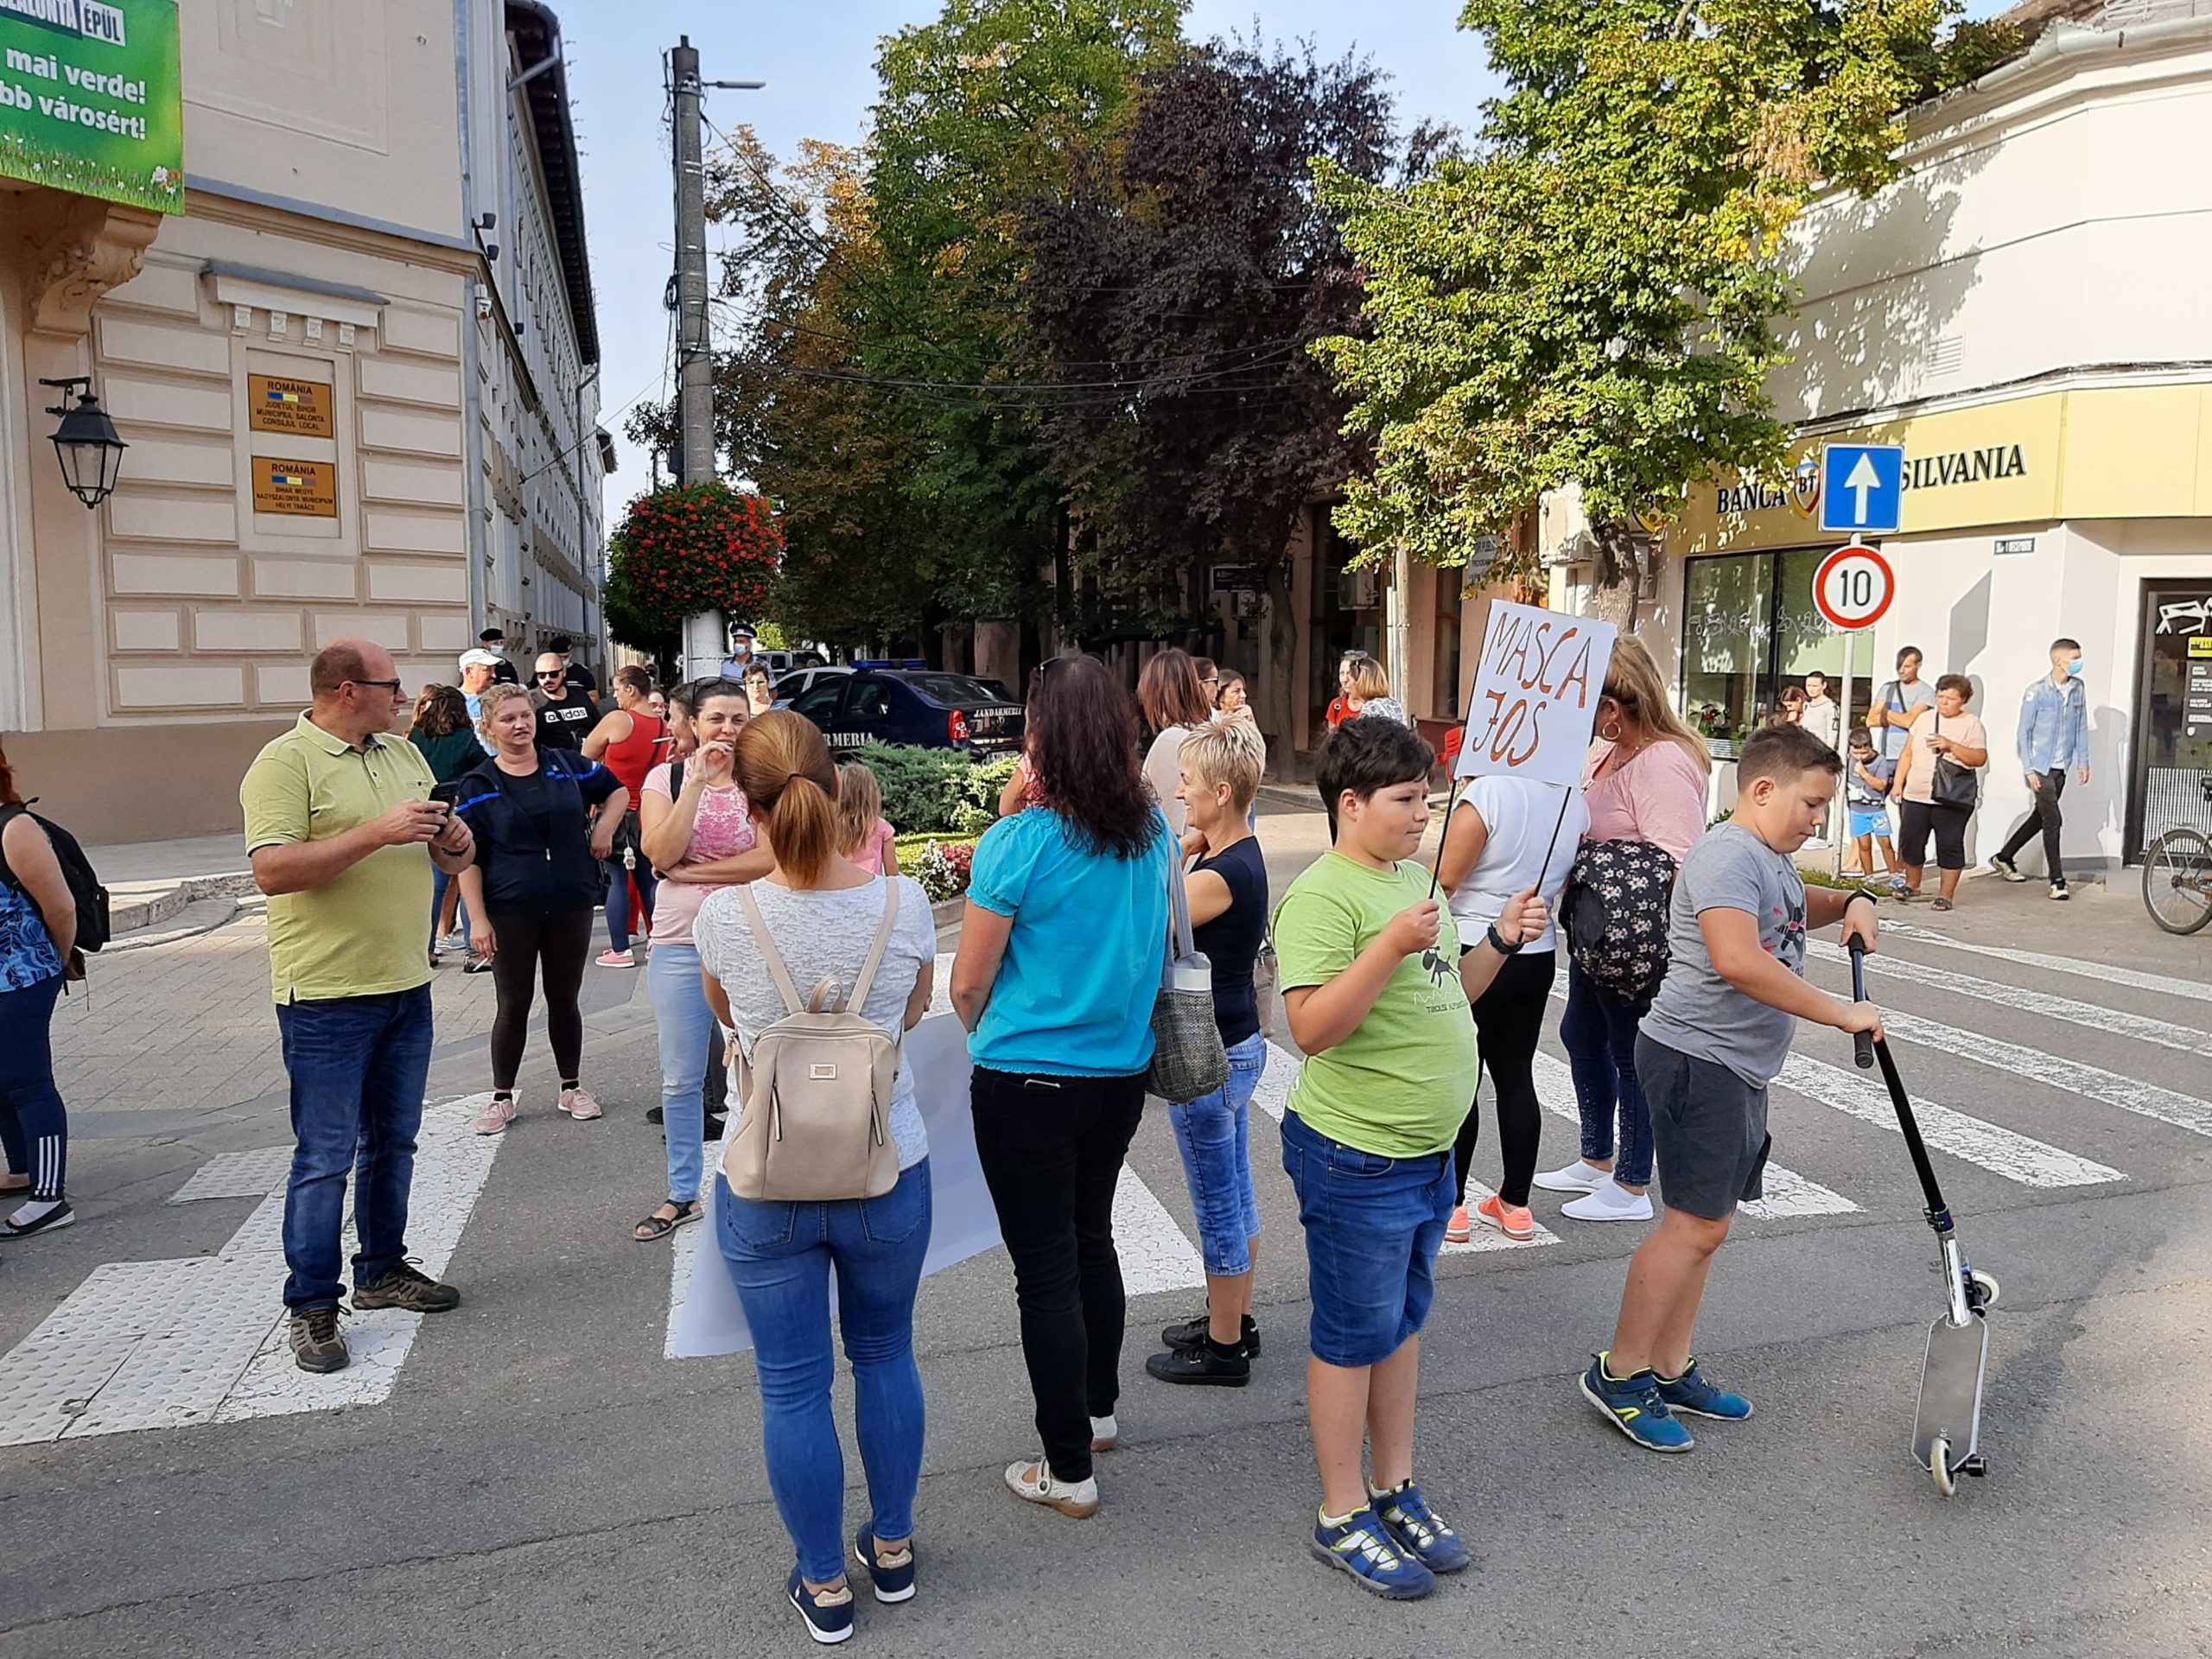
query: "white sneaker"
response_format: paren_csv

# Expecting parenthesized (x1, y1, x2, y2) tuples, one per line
(435, 931, 468, 954)
(1560, 1179, 1655, 1222)
(1004, 1456, 1099, 1518)
(1089, 1414, 1119, 1452)
(1531, 1159, 1611, 1194)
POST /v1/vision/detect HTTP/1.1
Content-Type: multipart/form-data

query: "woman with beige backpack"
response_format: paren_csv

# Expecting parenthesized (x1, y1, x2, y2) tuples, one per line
(694, 711, 938, 1644)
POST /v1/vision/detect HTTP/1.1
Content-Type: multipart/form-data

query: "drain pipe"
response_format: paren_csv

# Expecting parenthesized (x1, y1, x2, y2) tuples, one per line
(454, 0, 492, 642)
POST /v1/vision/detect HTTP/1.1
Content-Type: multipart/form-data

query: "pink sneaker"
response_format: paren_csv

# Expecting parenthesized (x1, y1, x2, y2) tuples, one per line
(559, 1087, 602, 1122)
(473, 1094, 516, 1135)
(1444, 1205, 1472, 1244)
(1476, 1192, 1538, 1241)
(595, 950, 635, 969)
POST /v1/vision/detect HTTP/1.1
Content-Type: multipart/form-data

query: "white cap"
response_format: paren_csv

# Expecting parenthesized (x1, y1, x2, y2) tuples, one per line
(458, 648, 503, 671)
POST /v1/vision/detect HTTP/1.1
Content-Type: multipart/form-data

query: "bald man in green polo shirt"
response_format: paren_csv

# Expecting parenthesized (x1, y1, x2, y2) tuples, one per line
(240, 639, 478, 1375)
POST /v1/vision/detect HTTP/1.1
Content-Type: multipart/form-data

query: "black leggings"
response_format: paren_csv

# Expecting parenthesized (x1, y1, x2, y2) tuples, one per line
(1897, 800, 1972, 873)
(1452, 948, 1556, 1208)
(486, 908, 595, 1091)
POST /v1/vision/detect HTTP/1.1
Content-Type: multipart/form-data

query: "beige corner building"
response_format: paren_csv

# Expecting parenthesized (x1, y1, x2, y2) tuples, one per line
(0, 0, 605, 844)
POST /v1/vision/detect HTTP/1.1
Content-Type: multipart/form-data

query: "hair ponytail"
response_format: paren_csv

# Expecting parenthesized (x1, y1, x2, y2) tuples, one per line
(734, 710, 843, 885)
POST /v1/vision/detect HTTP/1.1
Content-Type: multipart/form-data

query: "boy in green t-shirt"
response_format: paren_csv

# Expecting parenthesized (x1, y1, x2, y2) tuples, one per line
(1274, 718, 1548, 1600)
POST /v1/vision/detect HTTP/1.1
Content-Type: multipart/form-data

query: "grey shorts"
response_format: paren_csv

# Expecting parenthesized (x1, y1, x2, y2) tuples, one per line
(1636, 1034, 1771, 1221)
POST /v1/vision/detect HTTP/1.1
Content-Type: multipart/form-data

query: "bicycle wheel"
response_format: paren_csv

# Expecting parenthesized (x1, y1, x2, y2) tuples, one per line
(2143, 829, 2212, 936)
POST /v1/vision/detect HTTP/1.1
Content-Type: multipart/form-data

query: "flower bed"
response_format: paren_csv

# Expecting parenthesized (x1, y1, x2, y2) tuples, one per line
(899, 836, 978, 903)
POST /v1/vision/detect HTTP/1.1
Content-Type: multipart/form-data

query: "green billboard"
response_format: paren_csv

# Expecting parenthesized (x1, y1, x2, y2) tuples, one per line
(0, 0, 181, 214)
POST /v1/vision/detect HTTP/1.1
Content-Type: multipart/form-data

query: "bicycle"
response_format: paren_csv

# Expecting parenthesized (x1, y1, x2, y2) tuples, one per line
(2141, 773, 2212, 936)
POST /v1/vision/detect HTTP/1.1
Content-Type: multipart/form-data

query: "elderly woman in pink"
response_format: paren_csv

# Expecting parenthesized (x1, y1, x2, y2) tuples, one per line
(1534, 639, 1710, 1224)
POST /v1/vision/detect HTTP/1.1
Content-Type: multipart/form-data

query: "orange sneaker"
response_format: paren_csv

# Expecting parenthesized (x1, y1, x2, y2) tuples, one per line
(1475, 1192, 1537, 1241)
(1444, 1205, 1472, 1244)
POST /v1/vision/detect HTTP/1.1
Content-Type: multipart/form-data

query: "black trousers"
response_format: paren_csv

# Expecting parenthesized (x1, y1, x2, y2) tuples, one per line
(1997, 769, 2067, 883)
(486, 908, 594, 1091)
(970, 1065, 1146, 1484)
(1452, 948, 1557, 1208)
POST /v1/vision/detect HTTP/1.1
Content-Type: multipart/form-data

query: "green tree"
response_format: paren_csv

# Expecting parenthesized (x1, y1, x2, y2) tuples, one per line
(1313, 0, 2013, 584)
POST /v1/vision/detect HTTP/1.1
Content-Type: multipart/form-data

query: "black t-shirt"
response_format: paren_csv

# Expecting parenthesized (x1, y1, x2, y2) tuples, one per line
(534, 694, 595, 749)
(563, 661, 599, 698)
(1190, 836, 1268, 1047)
(492, 657, 520, 684)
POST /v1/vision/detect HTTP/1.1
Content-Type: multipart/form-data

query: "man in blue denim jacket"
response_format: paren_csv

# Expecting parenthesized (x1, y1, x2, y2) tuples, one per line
(1990, 638, 2090, 899)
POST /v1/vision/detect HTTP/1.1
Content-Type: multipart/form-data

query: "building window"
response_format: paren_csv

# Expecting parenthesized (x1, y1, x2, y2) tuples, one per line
(1433, 563, 1463, 719)
(1682, 550, 1868, 750)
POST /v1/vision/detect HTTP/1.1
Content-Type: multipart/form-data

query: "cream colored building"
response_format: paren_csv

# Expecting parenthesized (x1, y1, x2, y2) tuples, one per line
(0, 0, 603, 844)
(1543, 0, 2212, 868)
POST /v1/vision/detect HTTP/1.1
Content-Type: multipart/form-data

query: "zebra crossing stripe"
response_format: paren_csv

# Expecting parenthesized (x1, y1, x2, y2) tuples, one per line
(1878, 1007, 2212, 1142)
(1112, 1166, 1210, 1293)
(1882, 923, 2212, 1006)
(1527, 1053, 1856, 1217)
(1808, 939, 2212, 1056)
(1776, 1053, 2123, 1188)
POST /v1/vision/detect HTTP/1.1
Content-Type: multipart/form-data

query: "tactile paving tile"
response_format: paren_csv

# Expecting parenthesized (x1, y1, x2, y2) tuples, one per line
(0, 1332, 138, 1447)
(169, 1146, 296, 1204)
(62, 1318, 278, 1439)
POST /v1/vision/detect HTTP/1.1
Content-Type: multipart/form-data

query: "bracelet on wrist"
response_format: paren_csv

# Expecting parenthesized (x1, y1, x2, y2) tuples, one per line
(1485, 923, 1522, 956)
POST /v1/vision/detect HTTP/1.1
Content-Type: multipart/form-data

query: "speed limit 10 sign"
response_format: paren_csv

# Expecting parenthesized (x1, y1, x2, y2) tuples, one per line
(1813, 543, 1895, 631)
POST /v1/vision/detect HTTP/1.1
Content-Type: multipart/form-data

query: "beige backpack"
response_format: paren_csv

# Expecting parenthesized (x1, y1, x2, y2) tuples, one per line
(720, 880, 905, 1202)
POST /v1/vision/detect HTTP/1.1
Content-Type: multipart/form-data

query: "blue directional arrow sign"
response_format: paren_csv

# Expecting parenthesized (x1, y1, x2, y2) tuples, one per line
(1819, 442, 1904, 535)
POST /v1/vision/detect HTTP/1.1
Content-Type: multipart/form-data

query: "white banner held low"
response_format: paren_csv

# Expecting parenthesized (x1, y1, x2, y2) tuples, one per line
(1454, 601, 1618, 788)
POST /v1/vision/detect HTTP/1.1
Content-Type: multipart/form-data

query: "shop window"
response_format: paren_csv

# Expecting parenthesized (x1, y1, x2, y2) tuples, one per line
(1682, 550, 1875, 754)
(1433, 564, 1463, 719)
(2130, 581, 2212, 860)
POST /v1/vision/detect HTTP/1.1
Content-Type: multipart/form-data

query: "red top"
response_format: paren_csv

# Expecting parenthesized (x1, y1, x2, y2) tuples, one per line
(1325, 696, 1352, 728)
(601, 709, 669, 800)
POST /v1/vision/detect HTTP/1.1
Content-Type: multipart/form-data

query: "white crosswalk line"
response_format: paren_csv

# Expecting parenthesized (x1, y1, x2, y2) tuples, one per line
(1776, 1053, 2123, 1187)
(1878, 1007, 2212, 1141)
(1255, 1040, 1559, 1249)
(1527, 1052, 1856, 1217)
(1808, 938, 2212, 1056)
(1113, 1166, 1208, 1294)
(1883, 922, 2212, 1005)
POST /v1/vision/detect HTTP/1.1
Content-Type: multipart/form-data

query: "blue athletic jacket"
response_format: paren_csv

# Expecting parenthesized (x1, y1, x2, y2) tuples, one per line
(452, 747, 622, 913)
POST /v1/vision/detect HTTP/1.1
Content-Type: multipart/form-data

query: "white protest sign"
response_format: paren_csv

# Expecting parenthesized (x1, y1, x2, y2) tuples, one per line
(1455, 601, 1618, 788)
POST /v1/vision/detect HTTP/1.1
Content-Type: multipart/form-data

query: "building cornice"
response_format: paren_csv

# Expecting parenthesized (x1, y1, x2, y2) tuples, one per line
(182, 181, 485, 282)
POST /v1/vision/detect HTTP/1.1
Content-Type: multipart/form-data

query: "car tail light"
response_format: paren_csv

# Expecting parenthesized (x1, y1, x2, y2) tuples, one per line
(948, 709, 969, 745)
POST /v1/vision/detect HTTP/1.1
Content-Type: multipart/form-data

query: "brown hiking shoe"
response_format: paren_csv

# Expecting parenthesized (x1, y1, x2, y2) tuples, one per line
(353, 1261, 461, 1314)
(290, 1306, 349, 1373)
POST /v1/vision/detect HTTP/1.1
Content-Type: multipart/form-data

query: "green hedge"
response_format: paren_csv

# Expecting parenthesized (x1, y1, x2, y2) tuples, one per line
(853, 744, 1019, 836)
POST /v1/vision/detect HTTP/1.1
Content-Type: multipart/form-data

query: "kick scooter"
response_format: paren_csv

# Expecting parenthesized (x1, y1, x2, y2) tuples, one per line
(1849, 938, 1999, 1496)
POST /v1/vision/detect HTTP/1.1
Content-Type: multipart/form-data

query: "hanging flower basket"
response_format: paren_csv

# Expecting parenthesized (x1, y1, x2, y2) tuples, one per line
(606, 484, 783, 639)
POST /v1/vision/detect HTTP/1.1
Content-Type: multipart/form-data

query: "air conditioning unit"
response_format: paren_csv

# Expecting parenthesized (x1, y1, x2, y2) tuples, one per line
(1337, 567, 1379, 610)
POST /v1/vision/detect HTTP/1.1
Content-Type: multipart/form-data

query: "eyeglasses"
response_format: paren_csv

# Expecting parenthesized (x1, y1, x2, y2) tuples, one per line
(346, 678, 404, 696)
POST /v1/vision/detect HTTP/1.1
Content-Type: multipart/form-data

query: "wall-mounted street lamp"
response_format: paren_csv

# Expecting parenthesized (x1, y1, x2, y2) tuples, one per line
(39, 377, 125, 509)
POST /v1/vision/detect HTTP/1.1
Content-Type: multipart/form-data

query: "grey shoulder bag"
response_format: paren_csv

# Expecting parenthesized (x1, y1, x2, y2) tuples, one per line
(1147, 848, 1230, 1102)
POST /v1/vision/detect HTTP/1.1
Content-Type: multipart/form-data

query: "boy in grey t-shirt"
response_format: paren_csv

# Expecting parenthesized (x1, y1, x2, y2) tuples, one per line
(1580, 725, 1882, 1454)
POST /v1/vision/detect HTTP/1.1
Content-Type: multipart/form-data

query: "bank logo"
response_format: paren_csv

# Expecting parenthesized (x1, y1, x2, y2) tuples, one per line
(1789, 454, 1821, 519)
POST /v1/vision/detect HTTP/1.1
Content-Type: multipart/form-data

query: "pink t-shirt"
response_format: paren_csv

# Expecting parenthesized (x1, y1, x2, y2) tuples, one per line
(1581, 739, 1708, 864)
(849, 818, 897, 875)
(643, 762, 757, 944)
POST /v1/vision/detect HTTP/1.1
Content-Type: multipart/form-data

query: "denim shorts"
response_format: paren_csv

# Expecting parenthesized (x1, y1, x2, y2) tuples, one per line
(1280, 1109, 1453, 1368)
(1166, 1031, 1267, 1274)
(1848, 805, 1891, 841)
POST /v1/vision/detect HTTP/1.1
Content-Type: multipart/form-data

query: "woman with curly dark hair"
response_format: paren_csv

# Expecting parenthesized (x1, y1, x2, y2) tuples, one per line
(950, 652, 1172, 1521)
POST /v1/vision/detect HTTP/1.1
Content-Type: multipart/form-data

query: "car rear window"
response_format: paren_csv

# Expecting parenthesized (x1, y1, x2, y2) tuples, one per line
(903, 674, 1006, 705)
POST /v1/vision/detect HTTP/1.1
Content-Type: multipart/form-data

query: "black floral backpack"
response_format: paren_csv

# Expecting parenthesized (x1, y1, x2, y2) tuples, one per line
(1560, 838, 1678, 1007)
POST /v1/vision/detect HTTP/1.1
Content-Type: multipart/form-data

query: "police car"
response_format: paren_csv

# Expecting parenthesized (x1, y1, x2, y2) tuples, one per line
(785, 667, 1025, 754)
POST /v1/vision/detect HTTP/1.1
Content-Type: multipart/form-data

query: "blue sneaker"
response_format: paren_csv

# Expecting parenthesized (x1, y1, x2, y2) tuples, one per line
(1656, 1357, 1753, 1420)
(1369, 1481, 1471, 1573)
(786, 1565, 855, 1645)
(853, 1526, 916, 1604)
(1579, 1352, 1695, 1452)
(1311, 1506, 1439, 1599)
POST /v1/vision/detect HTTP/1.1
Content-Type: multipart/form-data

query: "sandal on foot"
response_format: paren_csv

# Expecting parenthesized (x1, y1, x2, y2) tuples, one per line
(632, 1200, 701, 1242)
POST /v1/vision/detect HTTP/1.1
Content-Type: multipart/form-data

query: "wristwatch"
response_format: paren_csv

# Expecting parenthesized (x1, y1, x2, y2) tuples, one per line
(1485, 923, 1522, 955)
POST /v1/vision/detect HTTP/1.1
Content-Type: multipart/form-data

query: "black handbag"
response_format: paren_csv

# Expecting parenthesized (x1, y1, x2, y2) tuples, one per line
(1928, 714, 1979, 810)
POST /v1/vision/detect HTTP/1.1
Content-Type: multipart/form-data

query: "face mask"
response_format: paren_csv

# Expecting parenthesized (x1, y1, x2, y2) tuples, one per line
(2065, 658, 2084, 678)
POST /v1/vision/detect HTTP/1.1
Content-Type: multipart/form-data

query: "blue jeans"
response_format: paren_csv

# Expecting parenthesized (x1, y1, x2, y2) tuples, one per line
(648, 941, 711, 1204)
(716, 1161, 931, 1584)
(429, 866, 468, 944)
(602, 851, 659, 954)
(275, 985, 434, 1309)
(0, 973, 67, 1200)
(1166, 1031, 1266, 1274)
(1560, 957, 1653, 1187)
(1280, 1109, 1452, 1368)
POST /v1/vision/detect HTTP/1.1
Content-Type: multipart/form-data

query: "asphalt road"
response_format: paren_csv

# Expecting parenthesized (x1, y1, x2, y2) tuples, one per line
(3, 808, 2210, 1659)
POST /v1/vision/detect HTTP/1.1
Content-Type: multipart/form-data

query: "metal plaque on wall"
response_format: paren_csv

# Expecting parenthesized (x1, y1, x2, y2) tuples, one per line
(251, 456, 338, 518)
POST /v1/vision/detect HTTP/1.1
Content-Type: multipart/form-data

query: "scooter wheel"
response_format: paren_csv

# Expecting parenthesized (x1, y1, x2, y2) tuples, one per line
(1967, 1269, 1999, 1312)
(1929, 1434, 1955, 1497)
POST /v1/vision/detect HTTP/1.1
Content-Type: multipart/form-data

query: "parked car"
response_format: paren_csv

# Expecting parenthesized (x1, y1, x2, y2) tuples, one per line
(785, 668, 1025, 754)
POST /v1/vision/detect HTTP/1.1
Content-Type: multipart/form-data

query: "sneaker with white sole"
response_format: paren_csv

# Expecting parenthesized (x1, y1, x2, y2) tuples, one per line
(594, 949, 635, 969)
(473, 1093, 517, 1135)
(2049, 882, 2070, 901)
(1004, 1456, 1099, 1518)
(1475, 1192, 1538, 1241)
(1989, 855, 2026, 882)
(1560, 1179, 1654, 1222)
(1532, 1159, 1611, 1195)
(435, 930, 469, 954)
(558, 1087, 603, 1121)
(785, 1566, 855, 1645)
(1444, 1204, 1472, 1244)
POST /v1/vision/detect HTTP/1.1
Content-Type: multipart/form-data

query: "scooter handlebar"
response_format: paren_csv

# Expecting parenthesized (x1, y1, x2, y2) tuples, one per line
(1847, 937, 1875, 1070)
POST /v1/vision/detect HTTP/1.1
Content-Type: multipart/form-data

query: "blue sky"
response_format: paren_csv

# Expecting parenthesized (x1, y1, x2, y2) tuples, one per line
(560, 0, 2019, 512)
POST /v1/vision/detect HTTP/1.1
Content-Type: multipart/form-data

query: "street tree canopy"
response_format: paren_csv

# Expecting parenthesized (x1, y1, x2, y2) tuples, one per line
(1313, 0, 2016, 582)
